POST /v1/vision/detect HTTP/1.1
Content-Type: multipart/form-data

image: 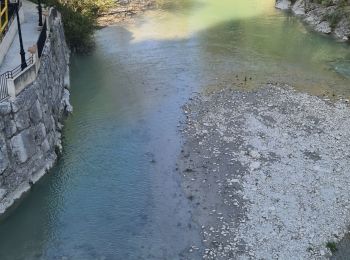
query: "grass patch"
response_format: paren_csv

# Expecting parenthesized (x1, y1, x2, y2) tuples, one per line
(326, 241, 338, 253)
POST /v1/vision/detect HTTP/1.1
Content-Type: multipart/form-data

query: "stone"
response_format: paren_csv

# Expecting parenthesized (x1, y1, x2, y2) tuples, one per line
(41, 138, 51, 154)
(0, 147, 8, 175)
(4, 119, 17, 138)
(0, 132, 5, 148)
(29, 99, 43, 124)
(292, 0, 305, 15)
(0, 188, 6, 200)
(334, 18, 350, 40)
(250, 161, 261, 171)
(42, 107, 54, 131)
(0, 102, 11, 116)
(31, 123, 47, 146)
(61, 88, 73, 114)
(14, 110, 30, 131)
(249, 150, 261, 159)
(11, 86, 37, 113)
(10, 129, 36, 164)
(276, 0, 291, 10)
(315, 21, 332, 34)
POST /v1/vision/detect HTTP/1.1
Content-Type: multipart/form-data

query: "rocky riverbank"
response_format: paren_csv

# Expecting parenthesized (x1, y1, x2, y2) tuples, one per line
(179, 85, 350, 259)
(98, 0, 155, 26)
(276, 0, 350, 41)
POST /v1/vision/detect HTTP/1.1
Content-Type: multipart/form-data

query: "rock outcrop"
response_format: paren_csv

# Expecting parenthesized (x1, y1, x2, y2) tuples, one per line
(276, 0, 350, 41)
(0, 10, 71, 214)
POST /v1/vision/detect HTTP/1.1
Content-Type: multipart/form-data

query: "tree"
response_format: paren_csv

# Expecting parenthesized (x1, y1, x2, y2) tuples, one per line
(46, 0, 115, 53)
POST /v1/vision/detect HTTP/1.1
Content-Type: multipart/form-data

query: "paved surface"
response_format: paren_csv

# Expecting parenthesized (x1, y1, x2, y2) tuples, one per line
(0, 0, 40, 74)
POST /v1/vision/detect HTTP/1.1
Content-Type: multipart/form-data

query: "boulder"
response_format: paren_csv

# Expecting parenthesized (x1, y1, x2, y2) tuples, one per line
(276, 0, 291, 10)
(292, 0, 306, 15)
(315, 21, 332, 34)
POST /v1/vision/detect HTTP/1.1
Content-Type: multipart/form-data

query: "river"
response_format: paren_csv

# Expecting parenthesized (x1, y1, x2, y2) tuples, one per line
(0, 0, 349, 259)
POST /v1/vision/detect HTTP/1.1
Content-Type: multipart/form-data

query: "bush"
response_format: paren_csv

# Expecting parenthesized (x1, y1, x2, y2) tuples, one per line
(324, 8, 344, 28)
(326, 241, 337, 253)
(45, 0, 115, 53)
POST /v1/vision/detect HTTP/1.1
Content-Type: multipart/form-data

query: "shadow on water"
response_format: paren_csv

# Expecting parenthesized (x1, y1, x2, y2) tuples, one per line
(0, 24, 205, 259)
(0, 0, 350, 259)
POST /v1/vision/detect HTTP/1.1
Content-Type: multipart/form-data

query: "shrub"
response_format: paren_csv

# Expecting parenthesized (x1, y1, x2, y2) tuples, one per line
(324, 8, 344, 28)
(45, 0, 115, 53)
(326, 241, 337, 253)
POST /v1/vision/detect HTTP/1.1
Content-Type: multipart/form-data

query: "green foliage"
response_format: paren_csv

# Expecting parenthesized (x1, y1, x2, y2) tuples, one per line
(45, 0, 115, 53)
(324, 8, 345, 28)
(326, 241, 337, 253)
(317, 0, 350, 29)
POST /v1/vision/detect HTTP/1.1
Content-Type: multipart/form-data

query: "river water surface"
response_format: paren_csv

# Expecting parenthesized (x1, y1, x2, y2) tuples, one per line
(0, 0, 350, 259)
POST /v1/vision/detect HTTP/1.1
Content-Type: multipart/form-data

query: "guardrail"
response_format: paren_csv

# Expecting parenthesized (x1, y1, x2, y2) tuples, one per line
(0, 55, 34, 101)
(0, 2, 20, 42)
(0, 7, 57, 102)
(0, 70, 9, 101)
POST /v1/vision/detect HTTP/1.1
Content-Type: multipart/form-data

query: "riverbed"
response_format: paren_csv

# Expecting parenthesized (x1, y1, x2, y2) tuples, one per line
(0, 0, 349, 259)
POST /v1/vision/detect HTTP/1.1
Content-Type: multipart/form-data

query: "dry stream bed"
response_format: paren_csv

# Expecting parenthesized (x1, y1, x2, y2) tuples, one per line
(178, 85, 350, 259)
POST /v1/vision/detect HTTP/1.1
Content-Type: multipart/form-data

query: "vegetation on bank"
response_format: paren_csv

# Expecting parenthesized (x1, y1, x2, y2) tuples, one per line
(44, 0, 115, 53)
(326, 241, 337, 253)
(309, 0, 350, 29)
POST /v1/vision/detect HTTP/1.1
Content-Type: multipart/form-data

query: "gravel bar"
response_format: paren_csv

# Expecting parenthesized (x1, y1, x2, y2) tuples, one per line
(178, 84, 350, 259)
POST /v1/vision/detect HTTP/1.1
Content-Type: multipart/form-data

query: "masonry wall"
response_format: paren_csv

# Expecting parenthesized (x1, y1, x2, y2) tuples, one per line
(0, 11, 71, 213)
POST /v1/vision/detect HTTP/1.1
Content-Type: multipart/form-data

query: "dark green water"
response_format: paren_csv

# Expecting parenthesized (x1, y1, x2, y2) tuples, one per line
(0, 0, 350, 259)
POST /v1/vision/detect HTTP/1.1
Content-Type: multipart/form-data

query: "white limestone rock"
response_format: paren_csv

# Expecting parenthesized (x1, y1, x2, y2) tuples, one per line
(61, 88, 73, 114)
(276, 0, 291, 10)
(292, 0, 306, 15)
(315, 21, 332, 34)
(334, 18, 350, 41)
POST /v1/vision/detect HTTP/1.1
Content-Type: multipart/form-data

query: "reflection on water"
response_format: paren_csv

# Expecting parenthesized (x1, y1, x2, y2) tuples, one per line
(0, 0, 349, 259)
(129, 0, 275, 41)
(128, 0, 350, 97)
(330, 60, 350, 79)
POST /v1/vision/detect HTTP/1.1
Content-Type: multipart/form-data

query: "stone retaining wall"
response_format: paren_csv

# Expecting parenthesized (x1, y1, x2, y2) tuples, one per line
(0, 10, 71, 214)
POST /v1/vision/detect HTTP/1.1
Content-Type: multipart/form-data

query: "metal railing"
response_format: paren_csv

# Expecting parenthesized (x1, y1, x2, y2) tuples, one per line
(0, 3, 17, 42)
(0, 55, 33, 101)
(0, 0, 9, 35)
(0, 6, 54, 102)
(0, 70, 8, 101)
(37, 20, 47, 58)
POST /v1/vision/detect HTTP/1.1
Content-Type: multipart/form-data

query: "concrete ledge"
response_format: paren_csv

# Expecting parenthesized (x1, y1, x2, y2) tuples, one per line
(7, 61, 37, 98)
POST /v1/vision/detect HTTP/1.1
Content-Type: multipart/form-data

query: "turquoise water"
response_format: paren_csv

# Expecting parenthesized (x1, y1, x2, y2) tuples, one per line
(0, 0, 350, 259)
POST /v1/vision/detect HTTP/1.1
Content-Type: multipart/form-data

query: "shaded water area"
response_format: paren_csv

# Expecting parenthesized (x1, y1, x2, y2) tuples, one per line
(0, 0, 350, 259)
